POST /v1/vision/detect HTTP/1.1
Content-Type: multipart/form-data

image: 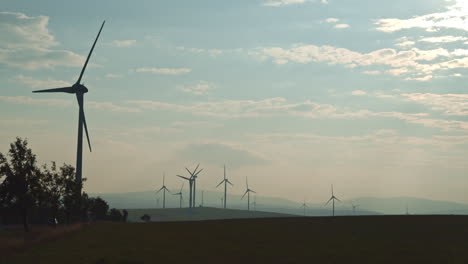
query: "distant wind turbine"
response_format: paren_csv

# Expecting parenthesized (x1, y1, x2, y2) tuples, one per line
(173, 182, 184, 208)
(351, 202, 359, 215)
(156, 174, 171, 209)
(300, 200, 308, 216)
(216, 165, 233, 209)
(241, 177, 256, 211)
(325, 184, 341, 216)
(177, 164, 203, 208)
(33, 21, 105, 194)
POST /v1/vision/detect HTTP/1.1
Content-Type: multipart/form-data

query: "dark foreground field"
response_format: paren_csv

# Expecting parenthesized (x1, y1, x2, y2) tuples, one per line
(2, 215, 468, 264)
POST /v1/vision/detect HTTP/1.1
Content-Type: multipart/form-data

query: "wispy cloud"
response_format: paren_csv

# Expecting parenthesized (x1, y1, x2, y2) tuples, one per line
(108, 40, 137, 47)
(135, 67, 192, 75)
(256, 44, 467, 80)
(400, 93, 468, 116)
(419, 36, 468, 43)
(375, 0, 468, 33)
(334, 24, 350, 29)
(0, 95, 71, 106)
(14, 75, 71, 88)
(180, 82, 214, 95)
(0, 12, 84, 70)
(263, 0, 305, 7)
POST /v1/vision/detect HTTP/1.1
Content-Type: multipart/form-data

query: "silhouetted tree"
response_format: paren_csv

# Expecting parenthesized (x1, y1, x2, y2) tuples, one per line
(122, 209, 128, 222)
(0, 137, 40, 232)
(109, 208, 122, 221)
(140, 214, 151, 222)
(88, 197, 109, 220)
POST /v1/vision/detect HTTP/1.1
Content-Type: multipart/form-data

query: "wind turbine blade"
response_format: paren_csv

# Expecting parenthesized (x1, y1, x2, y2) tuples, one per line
(180, 182, 184, 192)
(331, 184, 334, 196)
(335, 197, 342, 202)
(193, 168, 203, 177)
(82, 108, 92, 152)
(185, 167, 193, 176)
(246, 177, 249, 189)
(32, 87, 74, 93)
(76, 94, 92, 152)
(216, 180, 224, 188)
(250, 190, 256, 194)
(177, 175, 190, 180)
(193, 163, 200, 174)
(156, 187, 163, 194)
(241, 191, 248, 199)
(227, 180, 234, 186)
(77, 21, 105, 84)
(325, 197, 333, 206)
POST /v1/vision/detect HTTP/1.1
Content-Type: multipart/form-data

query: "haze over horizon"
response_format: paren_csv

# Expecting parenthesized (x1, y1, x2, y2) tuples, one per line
(1, 0, 467, 205)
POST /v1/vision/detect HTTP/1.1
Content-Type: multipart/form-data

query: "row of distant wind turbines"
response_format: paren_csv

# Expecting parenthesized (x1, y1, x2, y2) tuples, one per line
(157, 164, 256, 211)
(31, 21, 358, 217)
(156, 163, 356, 216)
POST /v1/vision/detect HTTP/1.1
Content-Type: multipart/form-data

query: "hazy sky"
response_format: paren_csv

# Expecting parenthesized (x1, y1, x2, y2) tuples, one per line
(1, 0, 467, 204)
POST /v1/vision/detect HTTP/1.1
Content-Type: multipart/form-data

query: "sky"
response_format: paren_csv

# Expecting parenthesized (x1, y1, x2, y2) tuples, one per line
(1, 0, 467, 204)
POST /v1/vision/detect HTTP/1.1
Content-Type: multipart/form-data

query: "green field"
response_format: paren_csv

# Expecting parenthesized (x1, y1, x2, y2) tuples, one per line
(125, 207, 296, 222)
(3, 215, 468, 264)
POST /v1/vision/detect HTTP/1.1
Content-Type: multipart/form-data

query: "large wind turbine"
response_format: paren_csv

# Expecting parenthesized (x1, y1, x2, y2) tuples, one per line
(216, 165, 233, 209)
(177, 164, 203, 208)
(325, 184, 341, 216)
(156, 174, 171, 209)
(241, 177, 256, 211)
(173, 182, 184, 208)
(32, 21, 105, 192)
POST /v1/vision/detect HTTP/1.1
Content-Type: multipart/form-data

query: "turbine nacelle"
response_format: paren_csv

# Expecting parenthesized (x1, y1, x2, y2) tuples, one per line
(73, 83, 89, 94)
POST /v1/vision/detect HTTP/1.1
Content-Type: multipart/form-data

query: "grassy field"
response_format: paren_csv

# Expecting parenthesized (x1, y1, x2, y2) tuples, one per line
(2, 215, 467, 264)
(125, 207, 296, 222)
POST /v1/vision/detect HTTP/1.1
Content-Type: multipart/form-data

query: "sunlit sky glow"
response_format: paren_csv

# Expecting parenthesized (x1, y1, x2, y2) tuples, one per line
(0, 0, 467, 204)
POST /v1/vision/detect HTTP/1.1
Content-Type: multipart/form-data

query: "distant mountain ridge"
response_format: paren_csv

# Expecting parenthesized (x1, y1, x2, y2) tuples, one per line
(90, 190, 468, 216)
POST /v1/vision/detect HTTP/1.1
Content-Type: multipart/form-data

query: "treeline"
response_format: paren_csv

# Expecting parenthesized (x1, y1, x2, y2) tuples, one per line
(0, 137, 127, 231)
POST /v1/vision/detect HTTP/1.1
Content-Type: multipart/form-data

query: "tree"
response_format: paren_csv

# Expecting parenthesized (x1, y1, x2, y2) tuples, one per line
(122, 209, 128, 222)
(140, 214, 151, 222)
(0, 137, 40, 232)
(88, 197, 109, 221)
(109, 208, 122, 221)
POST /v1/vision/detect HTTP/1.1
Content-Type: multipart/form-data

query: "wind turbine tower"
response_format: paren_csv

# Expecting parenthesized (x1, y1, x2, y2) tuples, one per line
(33, 21, 106, 194)
(325, 184, 341, 216)
(173, 183, 184, 208)
(300, 200, 308, 216)
(177, 164, 203, 208)
(241, 177, 256, 211)
(156, 174, 171, 208)
(216, 165, 233, 209)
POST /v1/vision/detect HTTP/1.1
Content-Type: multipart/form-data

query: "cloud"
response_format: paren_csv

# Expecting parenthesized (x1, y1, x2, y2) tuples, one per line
(352, 90, 367, 96)
(176, 46, 224, 57)
(178, 142, 267, 168)
(126, 97, 428, 121)
(0, 95, 71, 106)
(326, 18, 339, 23)
(87, 101, 141, 113)
(0, 96, 139, 113)
(181, 82, 214, 95)
(135, 67, 192, 75)
(395, 41, 415, 47)
(0, 12, 85, 70)
(375, 0, 468, 33)
(104, 73, 122, 79)
(13, 75, 71, 88)
(256, 44, 467, 80)
(400, 93, 468, 116)
(335, 24, 350, 29)
(108, 40, 136, 47)
(419, 36, 468, 43)
(263, 0, 305, 7)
